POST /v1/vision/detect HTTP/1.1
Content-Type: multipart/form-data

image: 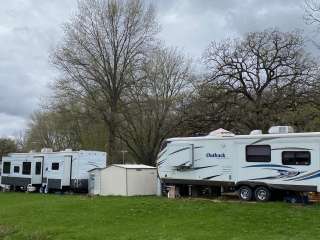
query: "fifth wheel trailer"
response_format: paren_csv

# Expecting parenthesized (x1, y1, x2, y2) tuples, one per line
(157, 126, 320, 201)
(1, 149, 106, 192)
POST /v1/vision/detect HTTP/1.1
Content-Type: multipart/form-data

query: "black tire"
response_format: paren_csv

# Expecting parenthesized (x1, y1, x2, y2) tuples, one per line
(254, 186, 271, 202)
(238, 186, 253, 201)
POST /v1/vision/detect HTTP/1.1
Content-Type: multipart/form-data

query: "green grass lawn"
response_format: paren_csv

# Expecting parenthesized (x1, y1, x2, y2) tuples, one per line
(0, 193, 319, 240)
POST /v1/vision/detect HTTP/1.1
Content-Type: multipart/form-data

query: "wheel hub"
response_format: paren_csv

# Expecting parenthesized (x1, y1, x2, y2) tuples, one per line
(257, 190, 267, 200)
(240, 189, 249, 200)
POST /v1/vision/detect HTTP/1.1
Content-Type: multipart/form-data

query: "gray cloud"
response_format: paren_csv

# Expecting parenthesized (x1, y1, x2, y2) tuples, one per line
(155, 0, 313, 58)
(0, 0, 77, 137)
(0, 0, 315, 137)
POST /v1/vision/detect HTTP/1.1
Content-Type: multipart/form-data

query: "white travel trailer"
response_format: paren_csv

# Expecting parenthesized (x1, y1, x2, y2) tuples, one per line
(1, 149, 106, 192)
(157, 127, 320, 201)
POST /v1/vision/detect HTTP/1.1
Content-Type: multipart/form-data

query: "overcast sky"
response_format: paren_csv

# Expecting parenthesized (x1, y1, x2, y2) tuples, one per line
(0, 0, 315, 138)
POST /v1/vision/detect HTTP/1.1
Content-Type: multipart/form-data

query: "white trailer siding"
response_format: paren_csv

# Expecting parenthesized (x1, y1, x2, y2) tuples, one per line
(157, 131, 320, 193)
(1, 150, 106, 192)
(1, 155, 36, 187)
(235, 137, 320, 191)
(158, 139, 234, 183)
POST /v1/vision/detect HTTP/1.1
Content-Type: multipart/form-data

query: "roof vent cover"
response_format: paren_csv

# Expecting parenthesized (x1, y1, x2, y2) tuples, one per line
(250, 130, 263, 135)
(268, 126, 294, 134)
(41, 148, 53, 153)
(208, 128, 235, 137)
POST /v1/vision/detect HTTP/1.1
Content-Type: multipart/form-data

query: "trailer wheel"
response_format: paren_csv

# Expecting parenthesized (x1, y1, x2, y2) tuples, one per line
(254, 186, 271, 202)
(238, 186, 252, 201)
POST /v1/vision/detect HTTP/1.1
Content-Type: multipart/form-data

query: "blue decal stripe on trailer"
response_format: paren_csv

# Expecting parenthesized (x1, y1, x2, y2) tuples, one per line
(249, 169, 301, 181)
(249, 176, 282, 180)
(250, 137, 280, 145)
(284, 170, 319, 181)
(169, 147, 189, 156)
(192, 165, 218, 170)
(285, 170, 320, 181)
(295, 171, 320, 181)
(203, 175, 221, 180)
(271, 147, 313, 151)
(177, 165, 218, 171)
(176, 161, 191, 167)
(157, 159, 166, 166)
(243, 164, 294, 169)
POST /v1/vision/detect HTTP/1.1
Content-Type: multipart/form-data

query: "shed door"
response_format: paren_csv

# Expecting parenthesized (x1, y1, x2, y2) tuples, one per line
(89, 172, 98, 194)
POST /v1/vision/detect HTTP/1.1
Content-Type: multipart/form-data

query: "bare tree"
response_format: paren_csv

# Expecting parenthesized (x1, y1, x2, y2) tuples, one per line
(305, 0, 320, 25)
(0, 138, 17, 162)
(25, 111, 82, 151)
(119, 47, 193, 165)
(52, 0, 158, 164)
(204, 29, 317, 131)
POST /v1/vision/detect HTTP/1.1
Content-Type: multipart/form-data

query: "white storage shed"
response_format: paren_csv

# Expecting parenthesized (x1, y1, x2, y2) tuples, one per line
(88, 164, 157, 196)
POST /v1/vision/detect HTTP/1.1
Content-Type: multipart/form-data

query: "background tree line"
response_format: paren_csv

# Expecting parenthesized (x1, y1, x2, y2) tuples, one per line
(15, 0, 320, 165)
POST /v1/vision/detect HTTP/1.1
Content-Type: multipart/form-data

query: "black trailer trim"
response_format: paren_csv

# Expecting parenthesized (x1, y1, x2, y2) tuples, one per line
(1, 176, 31, 186)
(235, 181, 317, 192)
(67, 155, 73, 186)
(162, 178, 234, 187)
(36, 156, 45, 185)
(161, 178, 317, 193)
(70, 179, 88, 191)
(47, 179, 62, 189)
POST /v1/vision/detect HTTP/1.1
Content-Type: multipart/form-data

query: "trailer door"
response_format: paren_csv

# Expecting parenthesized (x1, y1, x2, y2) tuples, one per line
(62, 156, 72, 186)
(32, 157, 43, 185)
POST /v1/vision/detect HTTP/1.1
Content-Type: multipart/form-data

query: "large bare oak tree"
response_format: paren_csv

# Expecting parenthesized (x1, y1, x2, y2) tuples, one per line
(52, 0, 158, 163)
(204, 29, 317, 131)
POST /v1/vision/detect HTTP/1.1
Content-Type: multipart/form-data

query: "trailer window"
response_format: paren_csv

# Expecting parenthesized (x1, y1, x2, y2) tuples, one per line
(52, 163, 59, 170)
(22, 162, 31, 175)
(160, 140, 171, 151)
(35, 162, 41, 175)
(14, 166, 20, 173)
(3, 162, 10, 174)
(246, 145, 271, 162)
(282, 151, 311, 165)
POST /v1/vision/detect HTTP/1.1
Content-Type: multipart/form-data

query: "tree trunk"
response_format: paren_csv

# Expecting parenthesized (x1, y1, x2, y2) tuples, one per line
(106, 104, 118, 165)
(107, 123, 116, 165)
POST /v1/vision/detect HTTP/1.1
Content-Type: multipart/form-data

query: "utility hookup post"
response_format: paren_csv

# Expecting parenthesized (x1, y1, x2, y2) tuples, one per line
(120, 150, 128, 164)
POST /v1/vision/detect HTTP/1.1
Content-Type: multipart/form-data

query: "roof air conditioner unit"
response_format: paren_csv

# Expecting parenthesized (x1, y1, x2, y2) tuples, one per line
(268, 126, 294, 134)
(41, 148, 53, 153)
